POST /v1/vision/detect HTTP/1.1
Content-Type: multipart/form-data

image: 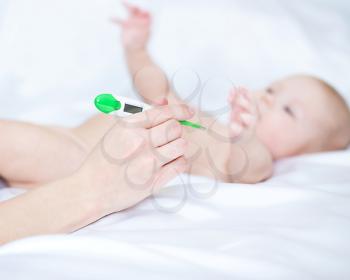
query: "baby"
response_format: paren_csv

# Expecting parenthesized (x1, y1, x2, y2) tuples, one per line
(1, 3, 349, 189)
(111, 3, 350, 183)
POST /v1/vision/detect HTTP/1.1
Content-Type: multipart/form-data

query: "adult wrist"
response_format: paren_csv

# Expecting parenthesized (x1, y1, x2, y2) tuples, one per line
(68, 171, 109, 224)
(73, 162, 121, 221)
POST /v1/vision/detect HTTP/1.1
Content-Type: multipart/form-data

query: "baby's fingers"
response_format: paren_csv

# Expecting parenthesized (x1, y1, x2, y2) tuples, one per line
(227, 90, 243, 137)
(123, 1, 139, 13)
(228, 87, 258, 139)
(240, 112, 256, 127)
(235, 87, 254, 113)
(229, 123, 243, 138)
(227, 87, 238, 105)
(228, 87, 251, 115)
(123, 2, 149, 18)
(235, 88, 258, 127)
(240, 87, 259, 116)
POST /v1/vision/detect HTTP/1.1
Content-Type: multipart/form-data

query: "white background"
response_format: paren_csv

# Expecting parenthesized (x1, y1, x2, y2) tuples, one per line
(0, 0, 349, 126)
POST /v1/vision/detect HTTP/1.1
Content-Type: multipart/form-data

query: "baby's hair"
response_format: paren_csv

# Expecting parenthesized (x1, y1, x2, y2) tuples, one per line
(313, 76, 350, 150)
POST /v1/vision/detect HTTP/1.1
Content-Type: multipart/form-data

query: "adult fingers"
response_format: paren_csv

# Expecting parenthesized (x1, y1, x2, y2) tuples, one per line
(100, 122, 146, 163)
(148, 119, 182, 148)
(151, 156, 189, 194)
(154, 138, 187, 167)
(124, 104, 194, 129)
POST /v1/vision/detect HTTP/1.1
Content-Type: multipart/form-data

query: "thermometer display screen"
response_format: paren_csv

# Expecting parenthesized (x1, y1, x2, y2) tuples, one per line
(124, 103, 143, 114)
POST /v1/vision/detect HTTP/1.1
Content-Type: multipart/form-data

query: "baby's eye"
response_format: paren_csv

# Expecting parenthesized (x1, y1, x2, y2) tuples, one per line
(283, 105, 295, 118)
(266, 87, 274, 94)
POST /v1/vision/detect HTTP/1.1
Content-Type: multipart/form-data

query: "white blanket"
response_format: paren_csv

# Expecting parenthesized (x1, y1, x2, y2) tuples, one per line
(1, 152, 350, 279)
(0, 0, 349, 279)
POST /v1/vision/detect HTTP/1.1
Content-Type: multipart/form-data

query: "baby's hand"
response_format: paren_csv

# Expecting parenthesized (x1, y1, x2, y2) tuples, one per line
(227, 87, 258, 139)
(111, 2, 151, 51)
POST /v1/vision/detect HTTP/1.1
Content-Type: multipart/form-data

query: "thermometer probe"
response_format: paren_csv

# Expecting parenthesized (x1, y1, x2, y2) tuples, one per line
(94, 93, 205, 130)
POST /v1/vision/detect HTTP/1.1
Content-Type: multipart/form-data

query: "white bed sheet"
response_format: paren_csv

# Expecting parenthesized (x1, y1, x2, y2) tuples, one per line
(0, 0, 349, 279)
(1, 151, 350, 279)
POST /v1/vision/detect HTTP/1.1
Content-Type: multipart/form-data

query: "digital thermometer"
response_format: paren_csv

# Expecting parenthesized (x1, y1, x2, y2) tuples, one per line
(94, 93, 205, 130)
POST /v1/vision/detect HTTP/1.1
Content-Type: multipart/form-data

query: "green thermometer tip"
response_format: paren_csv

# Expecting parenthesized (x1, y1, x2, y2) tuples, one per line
(178, 120, 206, 130)
(94, 93, 121, 114)
(94, 93, 205, 130)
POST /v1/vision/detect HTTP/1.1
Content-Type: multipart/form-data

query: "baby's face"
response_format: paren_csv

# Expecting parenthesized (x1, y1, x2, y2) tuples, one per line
(252, 75, 332, 159)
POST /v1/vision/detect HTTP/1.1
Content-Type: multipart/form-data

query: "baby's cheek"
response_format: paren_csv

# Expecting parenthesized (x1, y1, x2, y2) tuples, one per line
(257, 115, 304, 158)
(256, 116, 290, 146)
(256, 116, 279, 137)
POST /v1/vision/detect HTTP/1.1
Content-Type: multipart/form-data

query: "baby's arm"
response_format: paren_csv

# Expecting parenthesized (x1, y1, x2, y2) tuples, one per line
(114, 4, 273, 183)
(227, 87, 273, 182)
(113, 3, 182, 105)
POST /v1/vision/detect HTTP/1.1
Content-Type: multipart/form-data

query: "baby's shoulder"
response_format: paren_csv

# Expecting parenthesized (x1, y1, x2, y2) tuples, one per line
(250, 141, 273, 182)
(228, 137, 273, 184)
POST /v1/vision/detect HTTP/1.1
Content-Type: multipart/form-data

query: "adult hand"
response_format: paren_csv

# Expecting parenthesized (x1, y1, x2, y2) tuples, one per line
(78, 103, 194, 216)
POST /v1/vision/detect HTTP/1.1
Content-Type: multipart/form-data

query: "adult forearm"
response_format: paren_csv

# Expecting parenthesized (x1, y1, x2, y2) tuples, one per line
(0, 174, 101, 245)
(0, 104, 193, 246)
(0, 120, 87, 186)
